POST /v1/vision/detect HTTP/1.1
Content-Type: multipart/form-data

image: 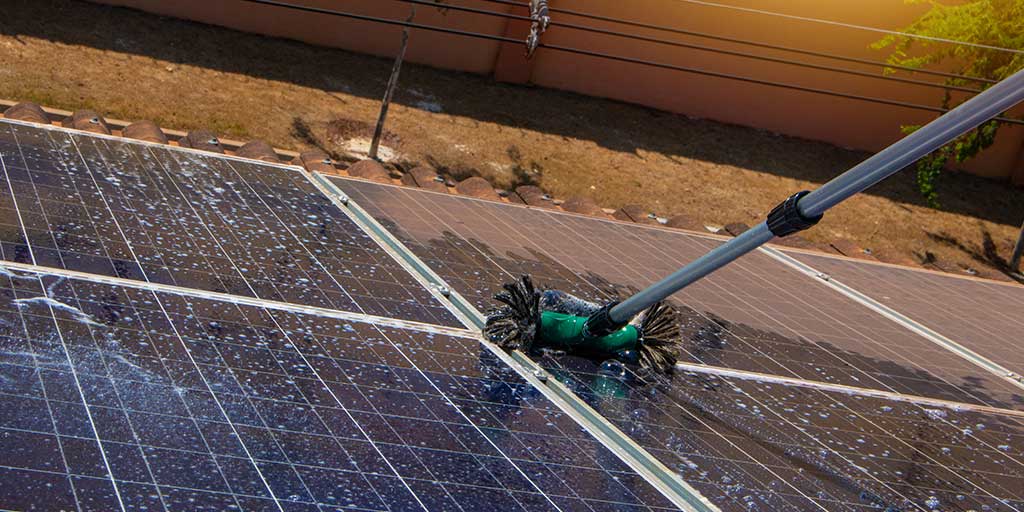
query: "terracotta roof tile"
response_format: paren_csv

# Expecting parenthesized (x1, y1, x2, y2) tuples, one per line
(235, 139, 280, 162)
(514, 185, 552, 207)
(407, 166, 448, 193)
(829, 238, 876, 260)
(347, 160, 393, 183)
(63, 110, 110, 135)
(122, 120, 168, 144)
(611, 209, 633, 222)
(871, 247, 919, 267)
(179, 129, 224, 153)
(3, 102, 49, 124)
(615, 204, 659, 224)
(561, 196, 605, 216)
(771, 235, 820, 250)
(456, 177, 500, 200)
(400, 173, 418, 187)
(723, 222, 751, 237)
(664, 214, 704, 231)
(295, 150, 335, 173)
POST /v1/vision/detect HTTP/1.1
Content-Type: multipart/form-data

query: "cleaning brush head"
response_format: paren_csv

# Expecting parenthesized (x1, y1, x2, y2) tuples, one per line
(484, 275, 542, 352)
(635, 301, 682, 374)
(485, 276, 683, 374)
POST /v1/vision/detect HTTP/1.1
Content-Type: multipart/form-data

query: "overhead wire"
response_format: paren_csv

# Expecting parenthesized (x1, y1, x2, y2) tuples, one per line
(473, 0, 998, 85)
(235, 0, 1024, 125)
(393, 0, 983, 94)
(668, 0, 1024, 55)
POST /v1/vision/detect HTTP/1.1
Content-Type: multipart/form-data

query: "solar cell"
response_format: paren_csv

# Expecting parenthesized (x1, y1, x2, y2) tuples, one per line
(0, 120, 460, 327)
(787, 251, 1024, 379)
(334, 178, 1024, 410)
(0, 266, 678, 511)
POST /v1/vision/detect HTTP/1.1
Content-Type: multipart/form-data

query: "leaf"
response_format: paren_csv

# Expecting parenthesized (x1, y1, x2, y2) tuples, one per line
(871, 0, 1024, 205)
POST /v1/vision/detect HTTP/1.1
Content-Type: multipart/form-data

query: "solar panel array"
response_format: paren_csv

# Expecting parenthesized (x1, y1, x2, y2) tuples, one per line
(0, 120, 680, 512)
(2, 116, 1022, 512)
(335, 177, 1024, 511)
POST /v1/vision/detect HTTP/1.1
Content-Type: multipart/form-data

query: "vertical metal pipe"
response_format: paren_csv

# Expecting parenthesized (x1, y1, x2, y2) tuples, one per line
(1011, 218, 1024, 273)
(369, 7, 416, 160)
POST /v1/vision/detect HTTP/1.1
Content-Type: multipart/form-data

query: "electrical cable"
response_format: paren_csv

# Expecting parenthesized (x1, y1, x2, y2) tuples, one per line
(473, 0, 998, 85)
(667, 0, 1024, 55)
(236, 0, 1023, 125)
(392, 0, 982, 94)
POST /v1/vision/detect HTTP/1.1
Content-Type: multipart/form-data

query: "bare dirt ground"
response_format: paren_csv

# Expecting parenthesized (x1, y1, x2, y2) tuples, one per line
(2, 0, 1022, 279)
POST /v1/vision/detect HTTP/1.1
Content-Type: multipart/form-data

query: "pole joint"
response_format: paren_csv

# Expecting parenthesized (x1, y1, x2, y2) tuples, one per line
(583, 301, 629, 338)
(766, 190, 822, 237)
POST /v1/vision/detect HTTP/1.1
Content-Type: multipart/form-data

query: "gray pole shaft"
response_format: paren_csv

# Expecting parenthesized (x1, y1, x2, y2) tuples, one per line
(609, 68, 1024, 324)
(1011, 218, 1024, 273)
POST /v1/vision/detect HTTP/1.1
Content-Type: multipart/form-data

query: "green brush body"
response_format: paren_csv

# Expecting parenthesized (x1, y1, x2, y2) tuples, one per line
(485, 276, 681, 374)
(539, 311, 639, 353)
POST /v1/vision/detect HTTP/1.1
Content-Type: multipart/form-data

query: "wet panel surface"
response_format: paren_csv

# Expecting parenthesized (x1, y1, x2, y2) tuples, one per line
(789, 252, 1024, 379)
(0, 267, 675, 511)
(539, 352, 1024, 512)
(337, 178, 1024, 410)
(0, 121, 460, 326)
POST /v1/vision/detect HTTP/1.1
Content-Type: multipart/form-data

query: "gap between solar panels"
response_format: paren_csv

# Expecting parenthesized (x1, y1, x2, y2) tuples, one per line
(307, 172, 723, 512)
(673, 362, 1024, 420)
(0, 260, 474, 339)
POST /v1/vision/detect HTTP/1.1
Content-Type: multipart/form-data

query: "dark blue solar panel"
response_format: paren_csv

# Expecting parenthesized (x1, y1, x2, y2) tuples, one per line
(538, 352, 1024, 511)
(0, 120, 459, 327)
(333, 177, 1024, 510)
(0, 266, 677, 511)
(337, 177, 1024, 410)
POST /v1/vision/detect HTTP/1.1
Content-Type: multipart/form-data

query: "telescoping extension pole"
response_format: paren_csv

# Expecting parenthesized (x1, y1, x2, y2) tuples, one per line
(584, 68, 1024, 337)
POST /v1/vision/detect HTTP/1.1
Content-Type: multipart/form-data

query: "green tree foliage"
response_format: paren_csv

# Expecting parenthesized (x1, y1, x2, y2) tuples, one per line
(871, 0, 1024, 207)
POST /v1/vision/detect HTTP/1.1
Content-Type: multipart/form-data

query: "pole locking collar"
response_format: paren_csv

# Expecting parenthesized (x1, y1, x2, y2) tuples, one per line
(582, 301, 629, 338)
(766, 190, 823, 237)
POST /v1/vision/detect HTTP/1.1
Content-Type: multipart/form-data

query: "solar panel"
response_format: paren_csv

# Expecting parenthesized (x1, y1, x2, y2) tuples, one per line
(5, 115, 1020, 510)
(0, 266, 678, 511)
(336, 178, 1024, 410)
(788, 251, 1024, 379)
(0, 119, 687, 511)
(537, 352, 1024, 511)
(331, 177, 1024, 510)
(0, 121, 460, 327)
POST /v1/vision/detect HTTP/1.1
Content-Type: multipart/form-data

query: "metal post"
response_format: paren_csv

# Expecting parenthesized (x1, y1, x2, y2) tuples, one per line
(369, 6, 415, 161)
(1011, 218, 1024, 273)
(606, 68, 1024, 324)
